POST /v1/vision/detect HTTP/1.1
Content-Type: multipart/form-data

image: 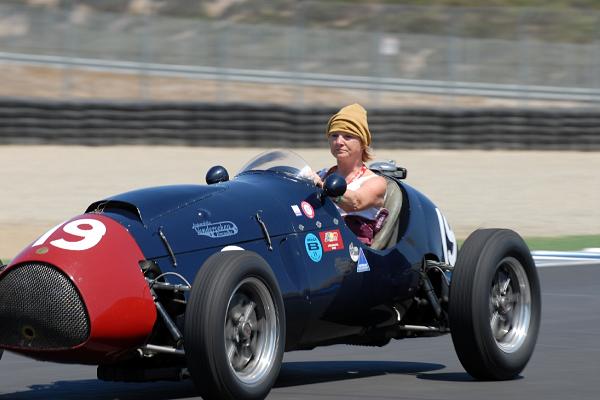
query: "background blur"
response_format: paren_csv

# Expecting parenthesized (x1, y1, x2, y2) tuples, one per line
(1, 0, 599, 258)
(2, 0, 600, 107)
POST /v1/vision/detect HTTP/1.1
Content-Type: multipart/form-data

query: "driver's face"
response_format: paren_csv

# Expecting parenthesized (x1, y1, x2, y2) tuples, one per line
(329, 132, 363, 161)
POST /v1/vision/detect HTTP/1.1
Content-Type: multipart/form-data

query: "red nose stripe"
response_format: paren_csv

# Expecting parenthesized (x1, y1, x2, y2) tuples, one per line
(9, 214, 156, 360)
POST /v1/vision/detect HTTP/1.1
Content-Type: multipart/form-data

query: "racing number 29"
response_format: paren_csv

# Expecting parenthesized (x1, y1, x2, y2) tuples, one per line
(32, 219, 107, 251)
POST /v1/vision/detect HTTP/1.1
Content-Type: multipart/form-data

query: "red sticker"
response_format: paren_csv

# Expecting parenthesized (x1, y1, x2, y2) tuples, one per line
(301, 201, 315, 219)
(319, 229, 344, 252)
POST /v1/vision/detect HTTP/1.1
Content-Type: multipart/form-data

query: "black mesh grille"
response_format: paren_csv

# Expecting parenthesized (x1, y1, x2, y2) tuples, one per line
(0, 263, 90, 350)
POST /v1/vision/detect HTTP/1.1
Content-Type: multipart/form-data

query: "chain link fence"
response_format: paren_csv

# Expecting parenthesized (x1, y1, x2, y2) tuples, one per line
(1, 1, 600, 107)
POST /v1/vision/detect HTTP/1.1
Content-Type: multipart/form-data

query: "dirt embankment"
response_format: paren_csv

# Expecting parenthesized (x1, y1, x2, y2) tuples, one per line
(1, 146, 599, 258)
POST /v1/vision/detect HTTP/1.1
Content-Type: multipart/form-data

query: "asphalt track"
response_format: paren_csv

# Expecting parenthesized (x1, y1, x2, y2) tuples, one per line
(1, 263, 599, 400)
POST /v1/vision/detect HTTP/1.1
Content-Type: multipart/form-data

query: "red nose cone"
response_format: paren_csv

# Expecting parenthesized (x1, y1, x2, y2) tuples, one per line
(2, 214, 156, 363)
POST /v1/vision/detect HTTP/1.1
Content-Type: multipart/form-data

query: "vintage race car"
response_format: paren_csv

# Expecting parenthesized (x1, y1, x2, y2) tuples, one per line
(0, 150, 541, 400)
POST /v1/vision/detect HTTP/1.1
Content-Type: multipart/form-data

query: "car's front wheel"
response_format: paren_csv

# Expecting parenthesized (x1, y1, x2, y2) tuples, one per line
(185, 251, 285, 400)
(449, 229, 541, 380)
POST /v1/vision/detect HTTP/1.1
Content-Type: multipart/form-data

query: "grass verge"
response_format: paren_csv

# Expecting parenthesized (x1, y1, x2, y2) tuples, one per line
(454, 234, 599, 252)
(523, 235, 600, 251)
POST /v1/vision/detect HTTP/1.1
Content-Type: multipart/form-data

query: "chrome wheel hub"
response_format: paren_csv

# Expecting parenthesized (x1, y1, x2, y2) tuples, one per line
(224, 278, 278, 385)
(489, 257, 531, 353)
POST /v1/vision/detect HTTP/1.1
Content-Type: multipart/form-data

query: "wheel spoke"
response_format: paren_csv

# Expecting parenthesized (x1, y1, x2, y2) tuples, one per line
(232, 356, 245, 371)
(242, 301, 256, 321)
(228, 304, 243, 323)
(249, 321, 262, 355)
(497, 326, 510, 341)
(491, 293, 500, 309)
(234, 346, 253, 370)
(492, 311, 510, 341)
(226, 317, 236, 334)
(500, 276, 511, 295)
(494, 269, 509, 293)
(226, 342, 237, 364)
(490, 310, 500, 334)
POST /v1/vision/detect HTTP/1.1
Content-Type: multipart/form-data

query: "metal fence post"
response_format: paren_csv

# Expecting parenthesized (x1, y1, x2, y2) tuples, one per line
(446, 8, 460, 107)
(370, 4, 383, 107)
(517, 9, 531, 108)
(594, 15, 600, 101)
(216, 21, 231, 103)
(291, 0, 306, 106)
(59, 1, 73, 99)
(139, 12, 152, 100)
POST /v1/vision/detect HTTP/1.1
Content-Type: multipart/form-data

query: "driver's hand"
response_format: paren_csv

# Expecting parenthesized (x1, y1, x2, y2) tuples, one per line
(299, 166, 323, 187)
(309, 170, 324, 188)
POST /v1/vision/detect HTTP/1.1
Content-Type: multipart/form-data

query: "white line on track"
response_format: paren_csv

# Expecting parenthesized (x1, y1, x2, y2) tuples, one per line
(532, 250, 600, 268)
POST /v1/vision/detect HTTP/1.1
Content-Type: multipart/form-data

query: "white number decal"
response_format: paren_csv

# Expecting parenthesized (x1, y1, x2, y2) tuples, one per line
(33, 219, 107, 251)
(32, 222, 64, 247)
(435, 208, 457, 266)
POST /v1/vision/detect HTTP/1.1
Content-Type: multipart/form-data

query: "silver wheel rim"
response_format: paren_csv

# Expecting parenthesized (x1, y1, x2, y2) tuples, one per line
(489, 256, 531, 353)
(224, 277, 278, 385)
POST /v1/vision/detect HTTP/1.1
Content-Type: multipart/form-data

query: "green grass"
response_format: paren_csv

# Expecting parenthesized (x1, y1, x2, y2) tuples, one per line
(457, 234, 600, 251)
(332, 1, 600, 9)
(523, 235, 600, 251)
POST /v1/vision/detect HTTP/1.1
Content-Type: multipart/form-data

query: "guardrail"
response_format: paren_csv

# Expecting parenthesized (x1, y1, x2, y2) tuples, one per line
(2, 52, 600, 103)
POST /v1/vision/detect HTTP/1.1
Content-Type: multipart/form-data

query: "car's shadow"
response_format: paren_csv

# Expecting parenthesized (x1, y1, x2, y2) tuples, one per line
(275, 360, 445, 387)
(0, 360, 445, 400)
(416, 372, 523, 382)
(0, 379, 197, 400)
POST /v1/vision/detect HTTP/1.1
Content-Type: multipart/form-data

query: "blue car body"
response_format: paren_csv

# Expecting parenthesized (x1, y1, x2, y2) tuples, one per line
(85, 150, 454, 351)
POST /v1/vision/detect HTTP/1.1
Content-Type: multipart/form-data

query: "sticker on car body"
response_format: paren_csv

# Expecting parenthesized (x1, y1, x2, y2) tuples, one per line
(301, 201, 315, 219)
(357, 248, 370, 272)
(304, 233, 323, 262)
(192, 221, 238, 238)
(319, 229, 344, 252)
(291, 204, 302, 216)
(349, 242, 360, 262)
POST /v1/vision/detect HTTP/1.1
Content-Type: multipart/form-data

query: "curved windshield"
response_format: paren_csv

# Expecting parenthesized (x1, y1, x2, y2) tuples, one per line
(238, 149, 313, 181)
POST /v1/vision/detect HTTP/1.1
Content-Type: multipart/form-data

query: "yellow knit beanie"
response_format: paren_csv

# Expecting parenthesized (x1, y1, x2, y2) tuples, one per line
(326, 103, 371, 146)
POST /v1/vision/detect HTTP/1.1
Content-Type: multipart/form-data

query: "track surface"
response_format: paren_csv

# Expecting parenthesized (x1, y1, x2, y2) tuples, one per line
(1, 263, 599, 400)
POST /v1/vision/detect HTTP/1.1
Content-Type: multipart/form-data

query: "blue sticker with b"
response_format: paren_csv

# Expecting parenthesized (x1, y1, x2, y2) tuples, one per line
(304, 233, 323, 262)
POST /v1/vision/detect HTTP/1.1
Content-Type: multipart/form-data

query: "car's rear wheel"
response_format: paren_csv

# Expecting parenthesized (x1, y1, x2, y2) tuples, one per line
(185, 251, 285, 400)
(449, 229, 541, 380)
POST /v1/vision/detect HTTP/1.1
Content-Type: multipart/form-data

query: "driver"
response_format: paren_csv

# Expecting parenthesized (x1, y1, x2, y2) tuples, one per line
(312, 103, 388, 246)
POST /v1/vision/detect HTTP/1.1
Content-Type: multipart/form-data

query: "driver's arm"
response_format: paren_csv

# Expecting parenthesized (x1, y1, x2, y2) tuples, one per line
(336, 175, 386, 212)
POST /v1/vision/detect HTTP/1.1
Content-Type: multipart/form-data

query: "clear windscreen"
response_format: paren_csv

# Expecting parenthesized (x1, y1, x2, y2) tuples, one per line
(237, 149, 314, 181)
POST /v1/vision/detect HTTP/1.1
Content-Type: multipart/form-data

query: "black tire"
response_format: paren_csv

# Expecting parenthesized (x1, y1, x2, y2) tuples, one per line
(184, 251, 285, 400)
(449, 229, 541, 380)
